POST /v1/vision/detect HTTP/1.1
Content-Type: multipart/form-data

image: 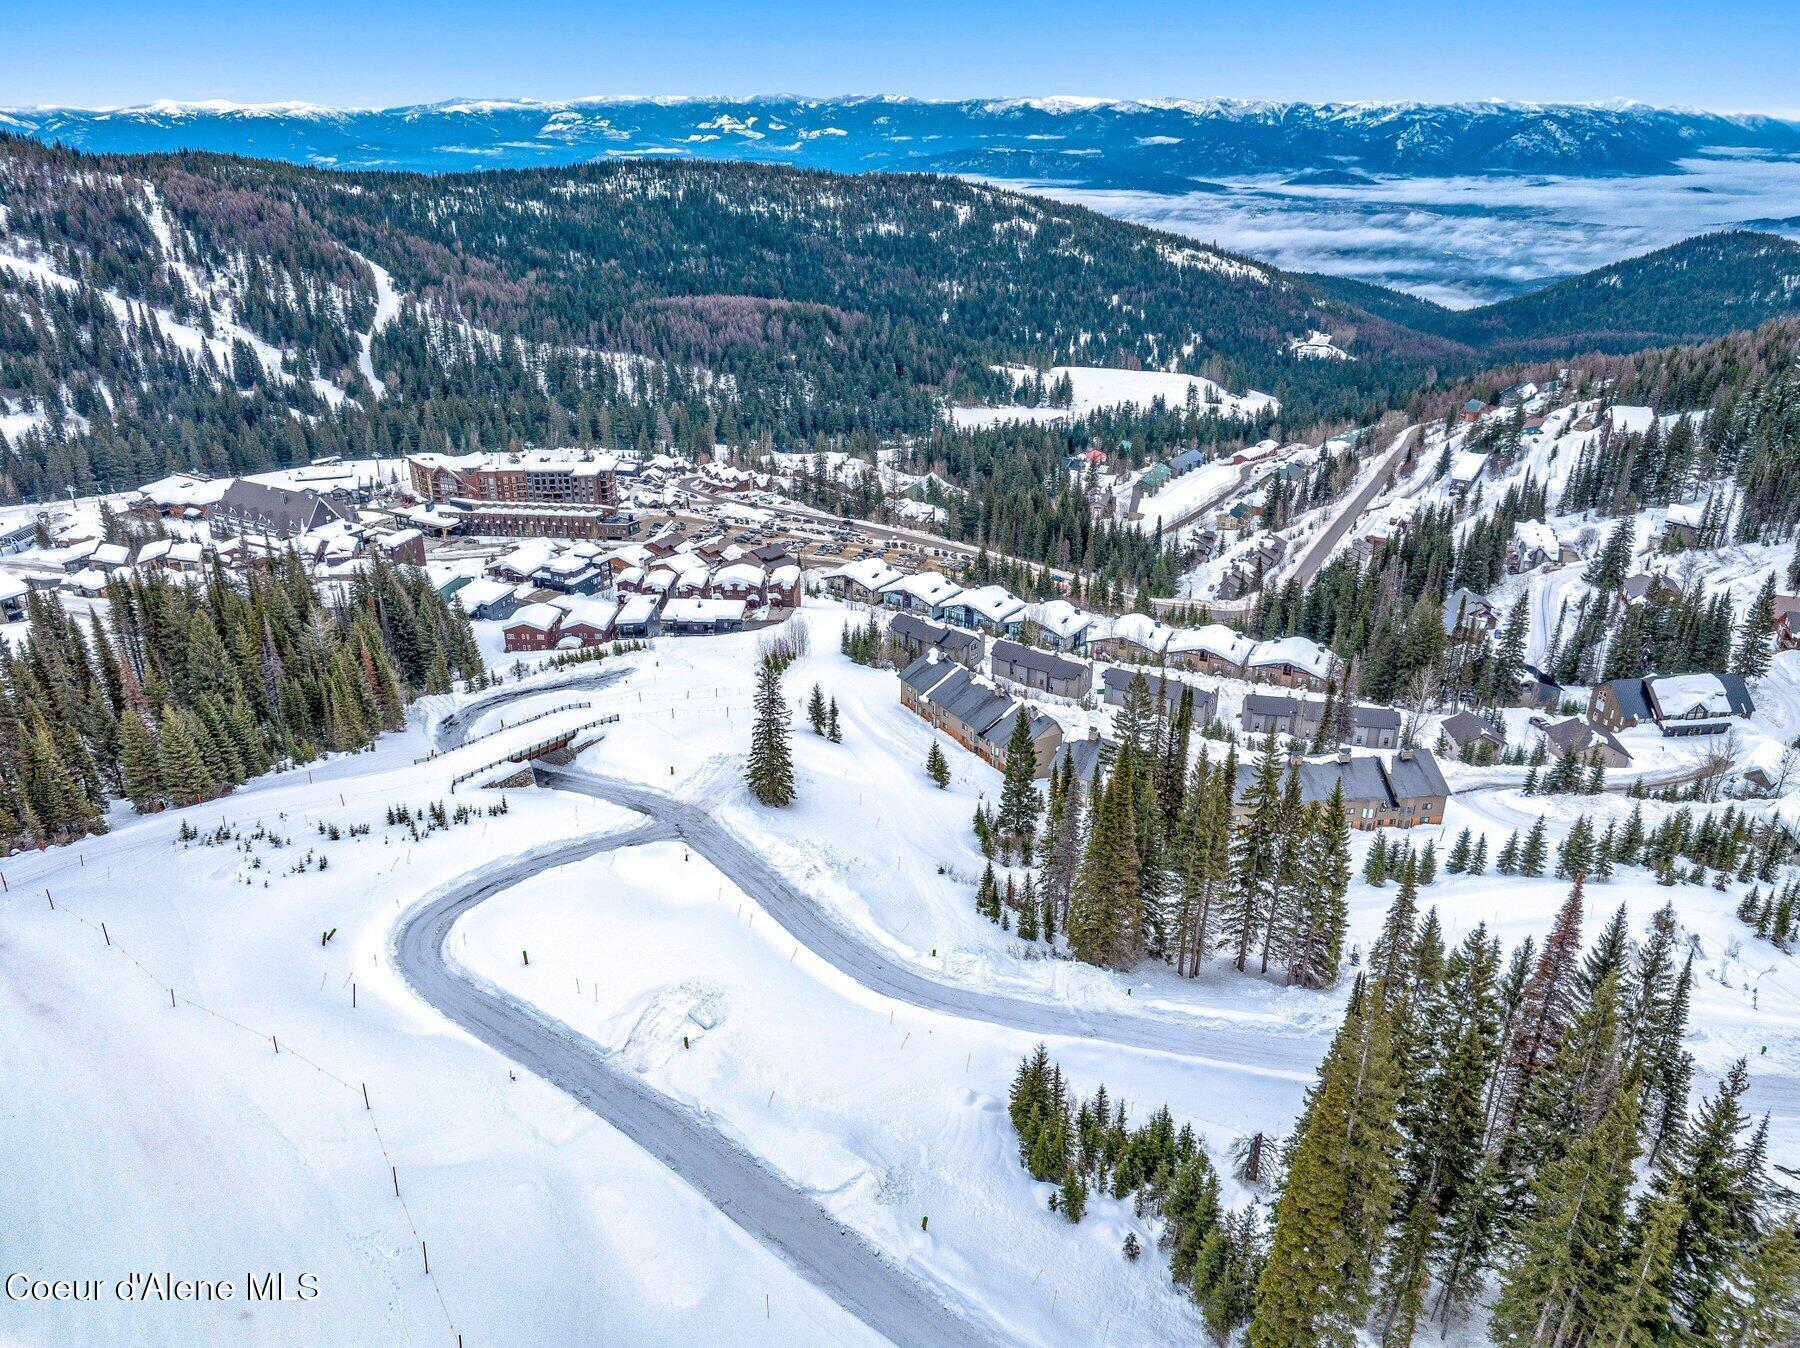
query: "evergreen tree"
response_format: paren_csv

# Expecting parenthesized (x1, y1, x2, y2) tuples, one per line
(976, 862, 1002, 923)
(117, 710, 163, 811)
(1250, 979, 1401, 1348)
(1068, 759, 1143, 971)
(1228, 735, 1286, 972)
(926, 740, 950, 788)
(807, 682, 827, 734)
(1520, 816, 1550, 877)
(1489, 1069, 1642, 1347)
(156, 706, 214, 807)
(1731, 574, 1778, 680)
(1288, 783, 1351, 989)
(997, 710, 1042, 851)
(746, 660, 796, 806)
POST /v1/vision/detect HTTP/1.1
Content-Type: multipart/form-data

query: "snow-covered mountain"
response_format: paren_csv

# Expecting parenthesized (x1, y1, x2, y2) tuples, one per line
(8, 95, 1800, 181)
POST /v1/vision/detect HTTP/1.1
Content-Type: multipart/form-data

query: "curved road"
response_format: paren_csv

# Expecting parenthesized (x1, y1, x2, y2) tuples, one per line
(391, 819, 999, 1348)
(415, 673, 1797, 1345)
(535, 763, 1325, 1081)
(433, 667, 628, 750)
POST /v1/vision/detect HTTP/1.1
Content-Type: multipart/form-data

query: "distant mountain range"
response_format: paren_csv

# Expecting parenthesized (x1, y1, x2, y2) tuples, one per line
(7, 95, 1800, 183)
(3, 119, 1797, 508)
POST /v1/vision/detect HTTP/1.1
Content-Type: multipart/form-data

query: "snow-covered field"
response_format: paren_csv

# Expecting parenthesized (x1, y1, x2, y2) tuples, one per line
(5, 599, 1799, 1345)
(949, 363, 1277, 429)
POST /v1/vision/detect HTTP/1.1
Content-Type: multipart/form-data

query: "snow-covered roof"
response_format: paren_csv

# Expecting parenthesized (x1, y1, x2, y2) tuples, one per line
(1168, 622, 1256, 666)
(1606, 405, 1655, 435)
(539, 552, 599, 578)
(505, 602, 564, 632)
(1099, 612, 1175, 654)
(880, 570, 964, 608)
(616, 595, 660, 626)
(135, 538, 172, 564)
(553, 595, 620, 630)
(454, 578, 514, 612)
(402, 504, 464, 529)
(1449, 451, 1488, 484)
(0, 572, 28, 603)
(1247, 636, 1334, 679)
(1665, 501, 1707, 529)
(827, 557, 904, 591)
(713, 562, 766, 589)
(1646, 674, 1742, 720)
(603, 543, 654, 569)
(1025, 599, 1094, 643)
(493, 540, 560, 575)
(955, 585, 1027, 625)
(663, 597, 747, 624)
(137, 472, 230, 509)
(1513, 519, 1561, 559)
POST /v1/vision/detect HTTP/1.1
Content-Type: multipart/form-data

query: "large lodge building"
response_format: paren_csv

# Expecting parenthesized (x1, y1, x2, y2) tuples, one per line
(408, 450, 622, 510)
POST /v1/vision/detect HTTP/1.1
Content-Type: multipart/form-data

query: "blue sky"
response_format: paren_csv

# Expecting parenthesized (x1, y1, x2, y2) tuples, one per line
(7, 0, 1799, 115)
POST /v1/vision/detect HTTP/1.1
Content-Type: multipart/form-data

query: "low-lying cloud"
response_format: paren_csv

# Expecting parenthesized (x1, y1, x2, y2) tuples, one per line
(1023, 156, 1800, 308)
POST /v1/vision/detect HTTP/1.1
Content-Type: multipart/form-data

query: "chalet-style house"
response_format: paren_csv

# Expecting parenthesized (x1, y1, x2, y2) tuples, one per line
(1772, 596, 1800, 651)
(823, 557, 904, 603)
(1534, 716, 1633, 769)
(211, 481, 357, 541)
(1244, 636, 1336, 692)
(1168, 624, 1256, 677)
(1442, 589, 1501, 643)
(1589, 673, 1754, 736)
(1439, 710, 1504, 761)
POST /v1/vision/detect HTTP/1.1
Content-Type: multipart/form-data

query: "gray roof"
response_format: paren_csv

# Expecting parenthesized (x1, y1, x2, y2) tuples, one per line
(217, 479, 354, 534)
(1351, 704, 1404, 730)
(1103, 665, 1219, 718)
(920, 664, 974, 708)
(1052, 736, 1106, 785)
(979, 705, 1059, 749)
(1599, 677, 1654, 723)
(1235, 754, 1392, 809)
(891, 612, 947, 646)
(992, 639, 1087, 684)
(1101, 665, 1183, 697)
(1244, 692, 1299, 717)
(899, 653, 956, 697)
(942, 680, 1013, 737)
(938, 628, 983, 659)
(1542, 717, 1631, 761)
(1716, 673, 1756, 717)
(1441, 710, 1501, 745)
(1385, 749, 1450, 803)
(1441, 588, 1495, 635)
